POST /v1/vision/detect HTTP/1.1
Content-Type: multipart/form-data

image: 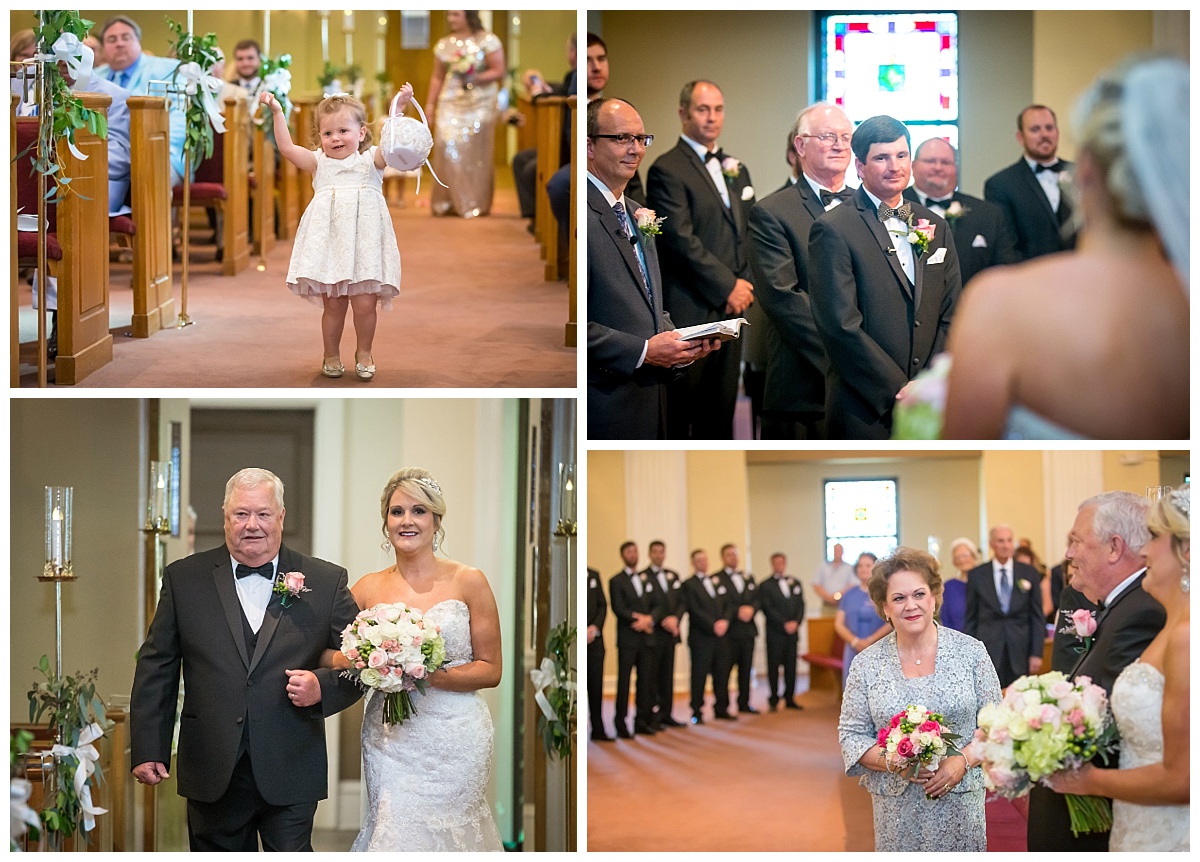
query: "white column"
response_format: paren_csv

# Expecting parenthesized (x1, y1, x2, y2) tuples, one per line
(1041, 450, 1104, 560)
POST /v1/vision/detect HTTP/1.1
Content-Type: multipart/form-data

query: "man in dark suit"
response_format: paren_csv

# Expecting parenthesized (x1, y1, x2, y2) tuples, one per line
(983, 104, 1076, 261)
(608, 541, 665, 737)
(1028, 492, 1166, 851)
(130, 468, 361, 851)
(513, 32, 576, 222)
(587, 98, 718, 439)
(586, 566, 612, 741)
(642, 540, 686, 728)
(718, 543, 761, 714)
(964, 524, 1045, 688)
(750, 102, 855, 439)
(681, 549, 734, 723)
(759, 552, 806, 710)
(647, 79, 756, 439)
(904, 137, 1019, 288)
(774, 126, 801, 194)
(808, 115, 962, 439)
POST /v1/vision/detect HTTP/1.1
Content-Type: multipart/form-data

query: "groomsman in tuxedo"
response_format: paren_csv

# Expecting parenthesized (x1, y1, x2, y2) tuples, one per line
(904, 137, 1018, 288)
(1027, 492, 1166, 851)
(681, 549, 734, 723)
(984, 105, 1076, 261)
(964, 524, 1045, 688)
(587, 98, 718, 439)
(718, 543, 761, 714)
(647, 80, 756, 439)
(642, 541, 686, 728)
(586, 567, 612, 742)
(608, 542, 665, 737)
(130, 469, 361, 850)
(759, 553, 806, 710)
(750, 103, 855, 439)
(808, 115, 962, 439)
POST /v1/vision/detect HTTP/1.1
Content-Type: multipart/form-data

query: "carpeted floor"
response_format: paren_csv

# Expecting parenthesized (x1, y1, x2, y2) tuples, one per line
(587, 681, 1028, 852)
(18, 185, 576, 388)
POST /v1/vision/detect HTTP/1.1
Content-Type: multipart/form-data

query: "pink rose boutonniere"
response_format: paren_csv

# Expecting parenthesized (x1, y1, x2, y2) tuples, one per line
(275, 571, 312, 608)
(720, 156, 740, 179)
(1058, 608, 1098, 654)
(1017, 578, 1032, 593)
(907, 217, 935, 256)
(634, 207, 666, 239)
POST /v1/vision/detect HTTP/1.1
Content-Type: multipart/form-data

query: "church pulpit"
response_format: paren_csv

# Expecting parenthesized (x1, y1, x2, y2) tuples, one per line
(251, 123, 276, 257)
(127, 96, 175, 337)
(566, 95, 577, 348)
(534, 95, 568, 279)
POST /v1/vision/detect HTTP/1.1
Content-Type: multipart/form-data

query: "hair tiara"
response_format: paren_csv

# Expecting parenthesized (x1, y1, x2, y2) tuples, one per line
(1169, 486, 1190, 520)
(415, 476, 442, 497)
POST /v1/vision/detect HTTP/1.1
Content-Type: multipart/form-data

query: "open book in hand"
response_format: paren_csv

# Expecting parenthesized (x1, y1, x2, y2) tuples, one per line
(675, 317, 750, 342)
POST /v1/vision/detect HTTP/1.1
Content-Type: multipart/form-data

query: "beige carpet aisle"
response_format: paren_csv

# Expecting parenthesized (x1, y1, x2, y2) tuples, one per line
(17, 186, 576, 388)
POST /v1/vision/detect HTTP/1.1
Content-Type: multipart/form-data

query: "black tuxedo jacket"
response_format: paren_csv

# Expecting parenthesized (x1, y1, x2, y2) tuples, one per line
(983, 158, 1076, 261)
(720, 568, 761, 640)
(587, 567, 607, 645)
(902, 188, 1019, 287)
(587, 181, 676, 439)
(808, 186, 962, 438)
(608, 569, 665, 650)
(130, 544, 362, 805)
(758, 574, 806, 636)
(963, 560, 1044, 682)
(748, 179, 830, 415)
(642, 566, 685, 643)
(646, 138, 756, 328)
(681, 573, 733, 640)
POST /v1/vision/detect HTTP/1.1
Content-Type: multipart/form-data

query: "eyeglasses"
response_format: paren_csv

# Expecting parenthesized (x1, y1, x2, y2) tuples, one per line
(591, 133, 654, 148)
(801, 132, 852, 146)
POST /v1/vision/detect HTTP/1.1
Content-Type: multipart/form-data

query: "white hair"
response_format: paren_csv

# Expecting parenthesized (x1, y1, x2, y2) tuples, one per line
(1080, 491, 1149, 551)
(223, 468, 285, 511)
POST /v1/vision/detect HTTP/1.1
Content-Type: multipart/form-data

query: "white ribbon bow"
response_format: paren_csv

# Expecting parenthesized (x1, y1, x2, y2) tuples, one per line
(49, 722, 108, 832)
(261, 67, 292, 96)
(34, 33, 94, 90)
(530, 657, 575, 722)
(10, 777, 42, 845)
(175, 61, 227, 134)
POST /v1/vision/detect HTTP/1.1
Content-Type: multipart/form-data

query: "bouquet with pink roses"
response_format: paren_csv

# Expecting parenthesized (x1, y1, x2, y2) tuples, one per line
(339, 603, 447, 726)
(877, 704, 962, 795)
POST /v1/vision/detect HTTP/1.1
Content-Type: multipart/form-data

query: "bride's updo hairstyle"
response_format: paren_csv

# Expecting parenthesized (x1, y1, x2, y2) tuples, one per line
(868, 547, 944, 624)
(380, 468, 447, 552)
(1145, 485, 1190, 573)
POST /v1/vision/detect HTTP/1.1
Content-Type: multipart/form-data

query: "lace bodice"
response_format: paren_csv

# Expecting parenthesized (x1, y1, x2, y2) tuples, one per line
(427, 599, 474, 667)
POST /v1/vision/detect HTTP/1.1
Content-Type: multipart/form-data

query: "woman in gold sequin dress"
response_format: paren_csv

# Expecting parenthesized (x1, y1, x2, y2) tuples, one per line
(427, 11, 506, 218)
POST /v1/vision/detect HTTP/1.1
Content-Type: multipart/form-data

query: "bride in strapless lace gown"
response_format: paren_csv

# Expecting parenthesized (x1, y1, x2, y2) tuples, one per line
(327, 469, 504, 852)
(1047, 485, 1190, 851)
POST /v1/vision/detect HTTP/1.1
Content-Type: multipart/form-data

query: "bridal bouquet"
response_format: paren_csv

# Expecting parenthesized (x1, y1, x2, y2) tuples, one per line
(975, 671, 1118, 835)
(339, 604, 447, 726)
(877, 704, 962, 791)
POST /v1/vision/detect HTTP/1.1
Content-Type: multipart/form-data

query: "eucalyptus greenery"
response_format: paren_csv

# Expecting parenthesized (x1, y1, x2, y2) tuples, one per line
(537, 622, 576, 761)
(27, 656, 107, 845)
(165, 16, 223, 161)
(318, 61, 341, 88)
(24, 10, 109, 204)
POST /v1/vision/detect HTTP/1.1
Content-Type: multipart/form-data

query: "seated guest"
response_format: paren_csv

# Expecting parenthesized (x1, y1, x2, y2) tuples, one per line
(11, 28, 36, 64)
(229, 38, 263, 92)
(939, 537, 979, 631)
(833, 552, 889, 684)
(513, 32, 576, 223)
(943, 57, 1188, 439)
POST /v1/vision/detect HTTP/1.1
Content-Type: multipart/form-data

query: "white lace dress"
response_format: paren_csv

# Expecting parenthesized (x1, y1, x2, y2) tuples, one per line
(350, 600, 503, 852)
(286, 148, 401, 309)
(1109, 661, 1189, 851)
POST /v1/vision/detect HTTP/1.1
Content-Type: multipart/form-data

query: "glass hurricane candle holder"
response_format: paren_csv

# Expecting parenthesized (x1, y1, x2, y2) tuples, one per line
(145, 461, 173, 533)
(42, 485, 74, 580)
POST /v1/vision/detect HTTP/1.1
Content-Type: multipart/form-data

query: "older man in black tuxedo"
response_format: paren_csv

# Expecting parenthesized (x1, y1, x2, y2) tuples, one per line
(130, 468, 361, 851)
(750, 102, 856, 439)
(984, 104, 1076, 261)
(1027, 492, 1166, 851)
(609, 541, 666, 737)
(647, 79, 756, 439)
(964, 524, 1044, 688)
(808, 115, 962, 439)
(904, 137, 1018, 288)
(587, 98, 718, 439)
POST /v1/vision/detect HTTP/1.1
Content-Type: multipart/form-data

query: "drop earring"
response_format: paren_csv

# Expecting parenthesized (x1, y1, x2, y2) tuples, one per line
(432, 536, 440, 553)
(1181, 563, 1190, 594)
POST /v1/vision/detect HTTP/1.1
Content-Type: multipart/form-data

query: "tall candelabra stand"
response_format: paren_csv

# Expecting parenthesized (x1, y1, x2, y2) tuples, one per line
(142, 462, 174, 595)
(40, 486, 75, 676)
(551, 461, 576, 849)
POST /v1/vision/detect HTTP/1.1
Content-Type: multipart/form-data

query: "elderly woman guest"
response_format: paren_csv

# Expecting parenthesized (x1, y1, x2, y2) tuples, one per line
(939, 538, 979, 631)
(838, 548, 1002, 852)
(834, 552, 890, 683)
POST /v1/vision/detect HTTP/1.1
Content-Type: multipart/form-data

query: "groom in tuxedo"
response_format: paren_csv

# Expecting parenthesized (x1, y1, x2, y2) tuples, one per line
(130, 468, 362, 851)
(1026, 491, 1166, 851)
(808, 115, 961, 439)
(964, 524, 1044, 688)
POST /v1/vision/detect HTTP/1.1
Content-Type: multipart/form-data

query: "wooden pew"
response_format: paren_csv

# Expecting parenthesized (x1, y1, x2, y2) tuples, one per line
(251, 121, 276, 257)
(534, 95, 568, 279)
(127, 96, 175, 337)
(802, 615, 845, 694)
(515, 94, 537, 152)
(220, 96, 250, 275)
(566, 95, 577, 348)
(10, 95, 18, 385)
(276, 137, 300, 239)
(290, 98, 318, 217)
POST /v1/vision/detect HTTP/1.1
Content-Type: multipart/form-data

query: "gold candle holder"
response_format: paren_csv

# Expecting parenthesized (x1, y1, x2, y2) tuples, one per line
(41, 485, 74, 581)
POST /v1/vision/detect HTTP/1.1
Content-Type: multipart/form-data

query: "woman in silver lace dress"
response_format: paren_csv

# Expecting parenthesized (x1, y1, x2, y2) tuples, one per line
(838, 548, 1002, 851)
(426, 11, 506, 218)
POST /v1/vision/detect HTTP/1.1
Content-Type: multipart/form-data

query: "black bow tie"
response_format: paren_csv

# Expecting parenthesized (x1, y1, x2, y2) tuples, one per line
(235, 562, 274, 580)
(878, 202, 912, 222)
(1035, 161, 1065, 173)
(819, 188, 853, 206)
(705, 149, 725, 163)
(925, 196, 953, 208)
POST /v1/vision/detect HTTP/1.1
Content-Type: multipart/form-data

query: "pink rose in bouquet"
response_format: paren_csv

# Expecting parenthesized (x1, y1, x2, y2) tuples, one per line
(877, 704, 961, 795)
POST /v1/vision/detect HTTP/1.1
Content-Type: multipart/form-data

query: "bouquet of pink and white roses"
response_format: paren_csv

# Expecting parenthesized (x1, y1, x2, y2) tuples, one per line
(339, 603, 447, 726)
(975, 671, 1119, 836)
(877, 704, 962, 792)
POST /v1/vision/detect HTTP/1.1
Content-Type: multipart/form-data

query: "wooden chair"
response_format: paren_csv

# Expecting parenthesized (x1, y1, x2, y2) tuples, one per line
(127, 96, 175, 336)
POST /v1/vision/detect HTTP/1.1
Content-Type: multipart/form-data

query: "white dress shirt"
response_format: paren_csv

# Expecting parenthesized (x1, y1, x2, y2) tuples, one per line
(232, 554, 278, 633)
(991, 558, 1014, 611)
(863, 187, 915, 284)
(1104, 567, 1147, 609)
(681, 133, 731, 207)
(1025, 156, 1063, 213)
(804, 173, 847, 212)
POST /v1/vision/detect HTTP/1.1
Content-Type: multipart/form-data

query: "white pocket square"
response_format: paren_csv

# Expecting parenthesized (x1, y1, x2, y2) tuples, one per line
(741, 186, 754, 201)
(927, 247, 947, 265)
(972, 234, 988, 248)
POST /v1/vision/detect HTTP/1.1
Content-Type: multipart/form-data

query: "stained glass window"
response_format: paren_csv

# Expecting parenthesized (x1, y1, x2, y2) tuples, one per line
(824, 479, 899, 563)
(818, 12, 959, 150)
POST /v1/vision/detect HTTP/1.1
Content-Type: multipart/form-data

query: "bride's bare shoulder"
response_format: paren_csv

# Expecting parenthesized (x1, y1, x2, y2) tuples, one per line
(350, 568, 394, 607)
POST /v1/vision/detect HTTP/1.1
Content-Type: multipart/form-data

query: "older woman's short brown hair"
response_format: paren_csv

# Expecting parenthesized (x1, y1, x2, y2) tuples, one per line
(867, 547, 944, 621)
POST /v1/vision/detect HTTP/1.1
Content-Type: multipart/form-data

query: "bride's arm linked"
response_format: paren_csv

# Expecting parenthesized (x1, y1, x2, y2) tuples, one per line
(1046, 623, 1190, 805)
(319, 582, 371, 670)
(429, 567, 502, 692)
